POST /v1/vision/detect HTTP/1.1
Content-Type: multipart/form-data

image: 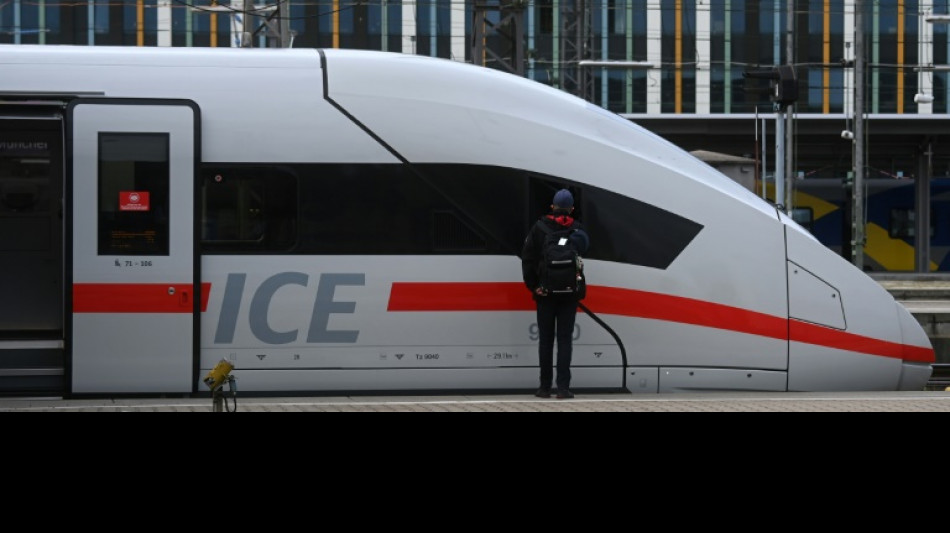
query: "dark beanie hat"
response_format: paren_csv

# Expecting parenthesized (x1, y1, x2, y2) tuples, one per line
(553, 189, 574, 208)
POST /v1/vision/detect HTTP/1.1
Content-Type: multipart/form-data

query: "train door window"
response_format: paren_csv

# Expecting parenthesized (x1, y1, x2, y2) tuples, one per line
(790, 207, 813, 231)
(200, 167, 297, 252)
(97, 133, 169, 255)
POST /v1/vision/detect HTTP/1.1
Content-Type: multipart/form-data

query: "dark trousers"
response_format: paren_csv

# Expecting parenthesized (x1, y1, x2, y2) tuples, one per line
(536, 295, 578, 390)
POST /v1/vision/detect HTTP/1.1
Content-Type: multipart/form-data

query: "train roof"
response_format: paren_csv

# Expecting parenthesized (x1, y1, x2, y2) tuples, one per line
(0, 44, 781, 220)
(0, 43, 322, 68)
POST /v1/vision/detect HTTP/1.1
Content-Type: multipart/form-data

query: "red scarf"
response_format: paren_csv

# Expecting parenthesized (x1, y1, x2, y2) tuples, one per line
(546, 214, 575, 227)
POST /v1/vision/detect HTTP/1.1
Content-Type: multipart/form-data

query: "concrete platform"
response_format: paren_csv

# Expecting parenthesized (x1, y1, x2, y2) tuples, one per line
(1, 390, 949, 412)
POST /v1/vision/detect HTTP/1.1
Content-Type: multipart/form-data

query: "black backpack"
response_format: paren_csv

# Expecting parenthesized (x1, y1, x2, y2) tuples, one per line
(537, 221, 586, 299)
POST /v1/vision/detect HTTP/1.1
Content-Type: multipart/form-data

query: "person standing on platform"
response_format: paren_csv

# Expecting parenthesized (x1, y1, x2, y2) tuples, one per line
(521, 188, 590, 399)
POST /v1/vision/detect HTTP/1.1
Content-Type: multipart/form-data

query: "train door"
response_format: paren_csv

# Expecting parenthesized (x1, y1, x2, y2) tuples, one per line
(0, 112, 65, 394)
(68, 99, 199, 395)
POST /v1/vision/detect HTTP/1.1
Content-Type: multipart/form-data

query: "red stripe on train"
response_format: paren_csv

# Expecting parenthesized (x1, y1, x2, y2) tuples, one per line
(387, 282, 935, 363)
(788, 320, 934, 363)
(73, 283, 211, 313)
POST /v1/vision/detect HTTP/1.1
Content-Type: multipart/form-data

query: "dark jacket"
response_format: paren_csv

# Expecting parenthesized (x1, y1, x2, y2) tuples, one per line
(521, 213, 589, 298)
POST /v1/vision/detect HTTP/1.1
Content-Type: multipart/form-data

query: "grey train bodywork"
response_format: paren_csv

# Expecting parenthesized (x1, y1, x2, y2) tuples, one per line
(0, 45, 934, 396)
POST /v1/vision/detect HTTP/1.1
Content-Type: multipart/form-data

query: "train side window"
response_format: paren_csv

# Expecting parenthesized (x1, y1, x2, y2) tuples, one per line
(581, 183, 702, 269)
(97, 133, 169, 256)
(296, 163, 516, 255)
(200, 167, 297, 251)
(432, 210, 487, 251)
(791, 207, 813, 231)
(528, 178, 580, 223)
(890, 208, 935, 240)
(890, 209, 914, 239)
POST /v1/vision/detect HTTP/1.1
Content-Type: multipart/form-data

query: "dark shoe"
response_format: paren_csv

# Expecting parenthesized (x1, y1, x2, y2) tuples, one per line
(534, 388, 551, 398)
(556, 389, 574, 399)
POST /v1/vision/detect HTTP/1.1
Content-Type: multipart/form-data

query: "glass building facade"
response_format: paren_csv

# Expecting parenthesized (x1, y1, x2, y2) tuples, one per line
(5, 1, 950, 272)
(3, 0, 950, 115)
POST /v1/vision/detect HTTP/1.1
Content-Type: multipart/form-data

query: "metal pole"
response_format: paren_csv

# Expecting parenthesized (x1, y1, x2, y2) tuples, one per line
(762, 112, 768, 200)
(787, 0, 794, 66)
(785, 0, 795, 214)
(212, 389, 223, 412)
(775, 107, 785, 209)
(785, 107, 794, 212)
(917, 142, 933, 272)
(279, 0, 291, 47)
(853, 0, 865, 269)
(754, 109, 761, 197)
(242, 0, 254, 47)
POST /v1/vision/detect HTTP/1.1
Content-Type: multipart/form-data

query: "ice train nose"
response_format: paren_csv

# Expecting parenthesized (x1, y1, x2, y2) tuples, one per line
(785, 222, 934, 391)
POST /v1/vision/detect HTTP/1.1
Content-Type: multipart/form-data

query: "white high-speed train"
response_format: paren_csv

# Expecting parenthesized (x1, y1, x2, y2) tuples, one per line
(0, 44, 935, 397)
